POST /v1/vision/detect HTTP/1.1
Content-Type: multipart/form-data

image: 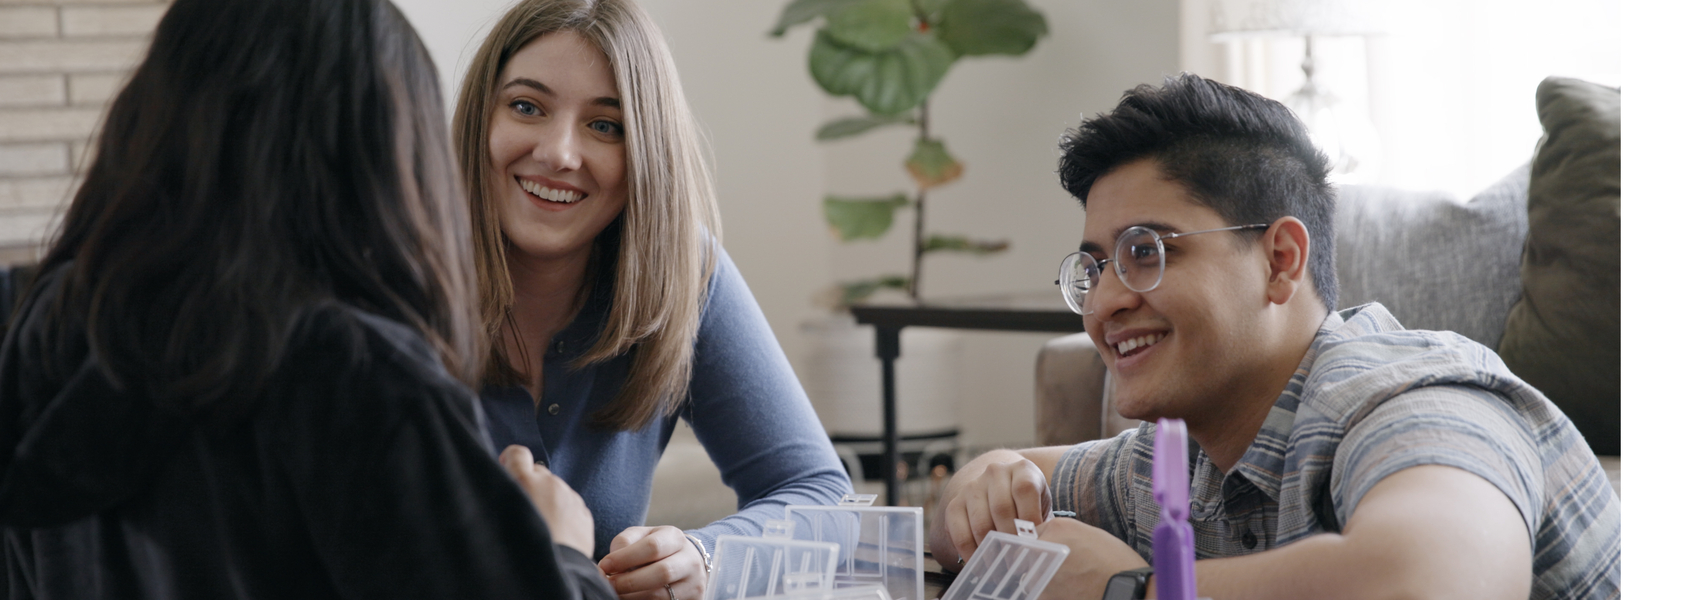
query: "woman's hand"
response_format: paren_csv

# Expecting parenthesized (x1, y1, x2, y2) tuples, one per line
(598, 526, 707, 600)
(499, 445, 595, 558)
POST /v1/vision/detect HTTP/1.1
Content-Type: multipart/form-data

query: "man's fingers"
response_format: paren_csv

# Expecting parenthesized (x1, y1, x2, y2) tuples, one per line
(1012, 465, 1051, 526)
(985, 467, 1021, 535)
(947, 497, 979, 563)
(967, 485, 997, 546)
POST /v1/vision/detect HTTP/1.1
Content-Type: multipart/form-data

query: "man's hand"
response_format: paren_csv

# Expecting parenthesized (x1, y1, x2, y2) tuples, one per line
(599, 526, 707, 600)
(499, 445, 595, 558)
(1035, 517, 1148, 600)
(929, 448, 1066, 569)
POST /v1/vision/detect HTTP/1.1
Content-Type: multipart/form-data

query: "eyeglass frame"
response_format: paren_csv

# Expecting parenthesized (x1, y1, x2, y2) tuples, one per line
(1055, 223, 1271, 315)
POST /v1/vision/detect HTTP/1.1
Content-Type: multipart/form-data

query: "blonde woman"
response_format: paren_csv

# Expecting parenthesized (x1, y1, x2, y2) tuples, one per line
(453, 0, 852, 597)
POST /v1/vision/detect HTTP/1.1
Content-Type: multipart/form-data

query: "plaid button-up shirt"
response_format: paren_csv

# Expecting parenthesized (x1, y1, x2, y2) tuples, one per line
(1051, 303, 1620, 599)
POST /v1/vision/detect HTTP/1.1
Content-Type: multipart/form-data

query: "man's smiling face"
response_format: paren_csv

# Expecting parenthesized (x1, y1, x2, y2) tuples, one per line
(1080, 158, 1272, 424)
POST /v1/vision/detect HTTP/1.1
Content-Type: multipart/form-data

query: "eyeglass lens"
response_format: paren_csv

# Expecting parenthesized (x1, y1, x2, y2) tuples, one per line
(1114, 226, 1165, 293)
(1056, 227, 1167, 315)
(1058, 252, 1097, 314)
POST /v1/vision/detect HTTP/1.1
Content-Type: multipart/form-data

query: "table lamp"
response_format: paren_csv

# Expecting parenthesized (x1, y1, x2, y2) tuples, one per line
(1208, 0, 1387, 182)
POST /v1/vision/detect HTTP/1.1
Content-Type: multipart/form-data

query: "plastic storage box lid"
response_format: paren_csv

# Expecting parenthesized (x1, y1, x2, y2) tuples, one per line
(707, 520, 842, 600)
(741, 584, 893, 600)
(785, 499, 924, 600)
(939, 520, 1069, 600)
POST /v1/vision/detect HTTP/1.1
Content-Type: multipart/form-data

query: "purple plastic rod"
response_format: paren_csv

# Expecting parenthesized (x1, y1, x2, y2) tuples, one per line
(1151, 418, 1196, 600)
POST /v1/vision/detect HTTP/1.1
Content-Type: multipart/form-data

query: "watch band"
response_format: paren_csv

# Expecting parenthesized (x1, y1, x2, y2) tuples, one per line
(1102, 567, 1154, 600)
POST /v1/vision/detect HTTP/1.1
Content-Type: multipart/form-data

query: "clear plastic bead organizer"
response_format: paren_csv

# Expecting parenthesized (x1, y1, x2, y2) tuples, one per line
(740, 584, 893, 600)
(783, 500, 924, 600)
(939, 521, 1069, 600)
(707, 520, 842, 600)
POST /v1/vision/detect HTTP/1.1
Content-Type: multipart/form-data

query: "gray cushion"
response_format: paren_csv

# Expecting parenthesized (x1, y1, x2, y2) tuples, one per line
(1332, 167, 1530, 348)
(1498, 77, 1620, 455)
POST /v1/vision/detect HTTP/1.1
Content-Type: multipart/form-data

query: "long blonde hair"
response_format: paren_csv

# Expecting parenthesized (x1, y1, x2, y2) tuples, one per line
(453, 0, 720, 430)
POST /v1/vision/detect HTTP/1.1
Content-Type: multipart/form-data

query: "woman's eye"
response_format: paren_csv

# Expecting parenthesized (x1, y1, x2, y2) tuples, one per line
(589, 120, 624, 136)
(509, 100, 541, 117)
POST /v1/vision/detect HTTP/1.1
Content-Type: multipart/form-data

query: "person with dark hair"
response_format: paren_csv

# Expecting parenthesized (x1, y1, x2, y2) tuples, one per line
(929, 74, 1619, 599)
(0, 0, 616, 598)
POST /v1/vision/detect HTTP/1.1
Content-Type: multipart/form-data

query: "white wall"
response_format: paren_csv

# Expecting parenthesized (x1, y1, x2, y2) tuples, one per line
(818, 0, 1180, 447)
(0, 0, 169, 258)
(392, 0, 1182, 450)
(394, 0, 832, 375)
(1181, 0, 1621, 199)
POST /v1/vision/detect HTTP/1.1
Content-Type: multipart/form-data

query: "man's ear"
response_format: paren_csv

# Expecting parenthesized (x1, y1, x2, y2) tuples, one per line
(1263, 216, 1310, 306)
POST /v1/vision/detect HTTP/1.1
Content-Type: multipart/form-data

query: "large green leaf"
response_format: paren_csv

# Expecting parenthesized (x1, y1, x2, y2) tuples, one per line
(936, 0, 1048, 56)
(923, 234, 1010, 254)
(809, 29, 956, 116)
(836, 275, 911, 307)
(916, 0, 951, 22)
(822, 0, 912, 52)
(770, 0, 870, 37)
(904, 138, 963, 189)
(824, 193, 909, 241)
(815, 114, 915, 141)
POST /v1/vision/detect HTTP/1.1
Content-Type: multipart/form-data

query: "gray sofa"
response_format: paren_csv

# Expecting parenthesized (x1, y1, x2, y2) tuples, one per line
(1033, 77, 1621, 495)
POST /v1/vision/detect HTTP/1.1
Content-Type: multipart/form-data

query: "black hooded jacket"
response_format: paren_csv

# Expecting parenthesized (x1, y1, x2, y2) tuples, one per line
(0, 266, 617, 599)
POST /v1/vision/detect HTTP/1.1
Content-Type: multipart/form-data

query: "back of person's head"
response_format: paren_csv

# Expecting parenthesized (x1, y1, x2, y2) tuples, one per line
(1057, 73, 1339, 311)
(40, 0, 483, 408)
(453, 0, 719, 431)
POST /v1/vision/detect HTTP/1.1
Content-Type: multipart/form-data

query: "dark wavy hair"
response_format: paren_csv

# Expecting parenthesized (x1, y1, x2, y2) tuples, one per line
(1058, 74, 1338, 311)
(36, 0, 484, 408)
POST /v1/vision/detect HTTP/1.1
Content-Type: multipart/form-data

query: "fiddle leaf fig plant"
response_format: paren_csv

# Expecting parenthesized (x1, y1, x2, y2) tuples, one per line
(771, 0, 1047, 307)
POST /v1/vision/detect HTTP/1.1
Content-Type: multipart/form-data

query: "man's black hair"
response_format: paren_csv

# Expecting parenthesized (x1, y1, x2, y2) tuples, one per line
(1058, 73, 1338, 311)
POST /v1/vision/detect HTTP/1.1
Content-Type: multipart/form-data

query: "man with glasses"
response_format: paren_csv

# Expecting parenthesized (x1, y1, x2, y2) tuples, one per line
(927, 74, 1618, 600)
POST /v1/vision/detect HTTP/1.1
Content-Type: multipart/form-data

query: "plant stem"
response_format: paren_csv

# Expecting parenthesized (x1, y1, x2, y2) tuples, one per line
(910, 99, 930, 301)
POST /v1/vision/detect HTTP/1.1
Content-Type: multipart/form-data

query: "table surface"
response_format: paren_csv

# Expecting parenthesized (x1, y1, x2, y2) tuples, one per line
(923, 554, 954, 599)
(847, 292, 1084, 334)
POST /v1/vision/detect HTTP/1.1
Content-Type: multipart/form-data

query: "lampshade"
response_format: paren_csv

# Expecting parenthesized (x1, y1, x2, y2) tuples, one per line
(1209, 0, 1389, 40)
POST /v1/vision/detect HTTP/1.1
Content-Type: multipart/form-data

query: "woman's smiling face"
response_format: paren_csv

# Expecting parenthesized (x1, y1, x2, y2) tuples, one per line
(488, 30, 629, 263)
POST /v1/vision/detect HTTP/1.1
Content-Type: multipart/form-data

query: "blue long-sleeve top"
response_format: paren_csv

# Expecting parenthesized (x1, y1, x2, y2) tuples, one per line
(480, 246, 852, 558)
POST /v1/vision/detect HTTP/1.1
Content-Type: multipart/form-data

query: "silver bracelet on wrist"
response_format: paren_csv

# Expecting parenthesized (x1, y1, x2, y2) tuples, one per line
(685, 534, 712, 576)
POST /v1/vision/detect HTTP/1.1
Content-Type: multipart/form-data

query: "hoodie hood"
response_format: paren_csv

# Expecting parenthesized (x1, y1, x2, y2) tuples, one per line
(0, 264, 192, 527)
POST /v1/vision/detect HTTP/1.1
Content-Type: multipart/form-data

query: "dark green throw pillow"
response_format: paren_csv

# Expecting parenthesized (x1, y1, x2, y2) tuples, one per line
(1498, 77, 1620, 455)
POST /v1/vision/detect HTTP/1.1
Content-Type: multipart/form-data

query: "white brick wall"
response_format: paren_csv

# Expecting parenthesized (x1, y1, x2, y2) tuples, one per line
(0, 74, 64, 105)
(61, 5, 166, 37)
(0, 175, 72, 209)
(0, 7, 59, 38)
(0, 143, 66, 176)
(0, 39, 148, 72)
(67, 71, 121, 104)
(0, 0, 164, 251)
(0, 0, 158, 4)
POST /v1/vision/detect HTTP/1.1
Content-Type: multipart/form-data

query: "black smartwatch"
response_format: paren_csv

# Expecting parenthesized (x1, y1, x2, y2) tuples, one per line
(1103, 567, 1153, 600)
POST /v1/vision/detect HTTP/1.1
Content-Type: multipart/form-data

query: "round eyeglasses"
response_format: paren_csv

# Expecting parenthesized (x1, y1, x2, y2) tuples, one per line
(1056, 223, 1270, 315)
